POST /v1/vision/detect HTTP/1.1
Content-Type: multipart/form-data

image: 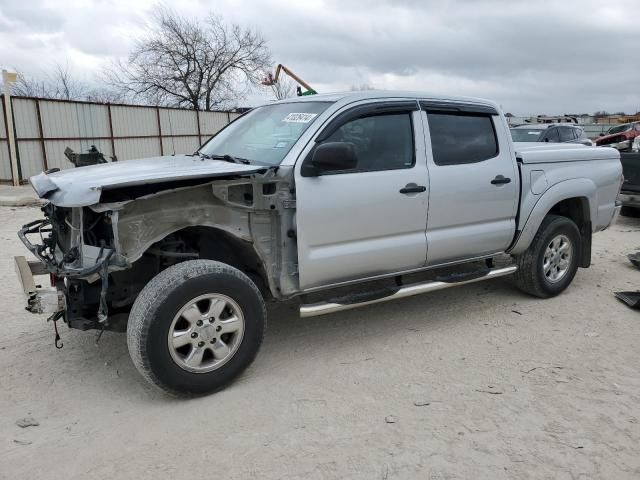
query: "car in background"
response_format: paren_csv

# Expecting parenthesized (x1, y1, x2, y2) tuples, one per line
(619, 151, 640, 216)
(510, 124, 593, 146)
(595, 122, 640, 151)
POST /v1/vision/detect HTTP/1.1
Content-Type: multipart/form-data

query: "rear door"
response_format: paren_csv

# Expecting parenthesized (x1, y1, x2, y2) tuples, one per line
(295, 100, 429, 289)
(421, 102, 518, 265)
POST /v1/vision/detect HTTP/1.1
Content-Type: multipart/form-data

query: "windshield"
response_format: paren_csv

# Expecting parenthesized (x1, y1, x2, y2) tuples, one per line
(607, 124, 632, 135)
(510, 128, 543, 142)
(199, 102, 331, 165)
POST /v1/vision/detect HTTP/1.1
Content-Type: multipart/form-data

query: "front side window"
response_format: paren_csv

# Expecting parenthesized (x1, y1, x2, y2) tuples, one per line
(428, 112, 498, 166)
(200, 102, 331, 166)
(320, 113, 414, 172)
(559, 127, 575, 142)
(545, 128, 560, 142)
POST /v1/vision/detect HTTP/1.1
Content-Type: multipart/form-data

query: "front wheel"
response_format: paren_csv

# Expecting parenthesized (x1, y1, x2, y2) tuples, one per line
(127, 260, 266, 396)
(513, 215, 581, 298)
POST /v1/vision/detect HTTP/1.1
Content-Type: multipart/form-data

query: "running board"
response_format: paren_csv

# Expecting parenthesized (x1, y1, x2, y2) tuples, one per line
(299, 265, 518, 318)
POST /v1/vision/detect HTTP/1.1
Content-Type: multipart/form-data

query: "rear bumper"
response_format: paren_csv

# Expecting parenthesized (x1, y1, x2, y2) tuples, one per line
(619, 192, 640, 208)
(14, 255, 65, 314)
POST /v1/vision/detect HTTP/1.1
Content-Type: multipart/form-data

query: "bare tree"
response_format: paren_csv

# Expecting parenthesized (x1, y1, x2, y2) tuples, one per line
(10, 72, 49, 97)
(11, 63, 88, 100)
(52, 63, 87, 100)
(105, 8, 271, 110)
(84, 87, 128, 104)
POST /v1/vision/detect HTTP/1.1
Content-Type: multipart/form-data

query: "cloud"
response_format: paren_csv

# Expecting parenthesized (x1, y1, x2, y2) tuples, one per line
(0, 0, 638, 114)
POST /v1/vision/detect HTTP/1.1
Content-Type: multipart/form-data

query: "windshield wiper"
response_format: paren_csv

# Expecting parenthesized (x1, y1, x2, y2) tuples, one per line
(197, 152, 251, 165)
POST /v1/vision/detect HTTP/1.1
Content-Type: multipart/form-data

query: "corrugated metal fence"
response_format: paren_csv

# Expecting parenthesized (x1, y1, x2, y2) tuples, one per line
(0, 95, 241, 183)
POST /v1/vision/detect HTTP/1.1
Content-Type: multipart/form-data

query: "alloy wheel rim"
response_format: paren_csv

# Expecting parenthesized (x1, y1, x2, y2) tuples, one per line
(168, 293, 245, 373)
(542, 234, 572, 283)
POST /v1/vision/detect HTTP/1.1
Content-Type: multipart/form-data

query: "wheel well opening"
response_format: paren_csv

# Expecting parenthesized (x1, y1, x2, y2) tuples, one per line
(548, 197, 589, 230)
(146, 226, 271, 299)
(548, 197, 591, 267)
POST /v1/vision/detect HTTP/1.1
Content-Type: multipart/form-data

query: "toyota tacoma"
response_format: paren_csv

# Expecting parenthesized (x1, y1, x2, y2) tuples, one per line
(15, 91, 623, 395)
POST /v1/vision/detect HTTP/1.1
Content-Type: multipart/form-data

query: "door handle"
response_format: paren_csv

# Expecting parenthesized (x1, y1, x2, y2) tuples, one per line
(491, 175, 511, 185)
(399, 183, 427, 194)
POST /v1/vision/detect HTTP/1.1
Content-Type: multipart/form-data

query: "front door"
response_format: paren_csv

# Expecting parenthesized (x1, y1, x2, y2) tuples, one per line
(295, 102, 429, 289)
(421, 103, 518, 265)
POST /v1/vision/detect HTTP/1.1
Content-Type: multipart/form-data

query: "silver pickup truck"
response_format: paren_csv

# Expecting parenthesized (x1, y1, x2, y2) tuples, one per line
(15, 91, 623, 395)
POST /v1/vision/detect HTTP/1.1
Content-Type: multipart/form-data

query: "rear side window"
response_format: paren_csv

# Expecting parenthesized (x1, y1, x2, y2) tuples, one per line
(427, 113, 498, 166)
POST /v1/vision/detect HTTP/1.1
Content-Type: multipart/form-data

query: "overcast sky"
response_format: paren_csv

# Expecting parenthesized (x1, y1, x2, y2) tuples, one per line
(0, 0, 638, 115)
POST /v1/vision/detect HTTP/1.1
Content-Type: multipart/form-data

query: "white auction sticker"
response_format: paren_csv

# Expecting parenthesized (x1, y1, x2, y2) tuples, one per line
(282, 113, 318, 123)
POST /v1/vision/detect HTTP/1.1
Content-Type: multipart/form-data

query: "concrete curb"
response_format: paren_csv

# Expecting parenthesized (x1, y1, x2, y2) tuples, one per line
(0, 196, 45, 207)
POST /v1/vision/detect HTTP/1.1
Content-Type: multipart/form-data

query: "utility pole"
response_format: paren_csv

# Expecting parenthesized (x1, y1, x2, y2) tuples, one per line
(2, 70, 19, 186)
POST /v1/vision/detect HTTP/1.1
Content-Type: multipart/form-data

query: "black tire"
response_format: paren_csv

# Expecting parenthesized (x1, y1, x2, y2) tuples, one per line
(620, 206, 640, 217)
(513, 215, 581, 298)
(127, 260, 266, 396)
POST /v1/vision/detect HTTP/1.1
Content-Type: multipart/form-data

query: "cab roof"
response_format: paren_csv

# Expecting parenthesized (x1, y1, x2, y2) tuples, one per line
(269, 90, 500, 111)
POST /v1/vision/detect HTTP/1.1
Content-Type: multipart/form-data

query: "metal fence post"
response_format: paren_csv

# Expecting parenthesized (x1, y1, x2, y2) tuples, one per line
(195, 109, 202, 146)
(156, 107, 163, 155)
(35, 99, 48, 171)
(106, 103, 116, 159)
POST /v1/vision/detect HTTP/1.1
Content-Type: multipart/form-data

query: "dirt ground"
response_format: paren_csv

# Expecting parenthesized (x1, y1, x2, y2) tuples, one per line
(1, 206, 639, 480)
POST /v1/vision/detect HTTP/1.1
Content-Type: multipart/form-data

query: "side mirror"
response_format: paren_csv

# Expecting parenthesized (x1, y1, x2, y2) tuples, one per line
(302, 142, 358, 176)
(544, 138, 550, 142)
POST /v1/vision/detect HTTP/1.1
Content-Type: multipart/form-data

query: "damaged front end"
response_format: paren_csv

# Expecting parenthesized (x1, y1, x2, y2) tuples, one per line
(16, 162, 299, 334)
(16, 203, 127, 330)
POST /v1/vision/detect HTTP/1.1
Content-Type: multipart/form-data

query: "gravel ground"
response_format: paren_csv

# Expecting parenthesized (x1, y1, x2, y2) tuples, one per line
(1, 206, 639, 479)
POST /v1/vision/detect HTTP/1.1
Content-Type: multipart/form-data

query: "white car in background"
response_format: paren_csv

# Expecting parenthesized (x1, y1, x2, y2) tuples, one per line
(510, 123, 593, 146)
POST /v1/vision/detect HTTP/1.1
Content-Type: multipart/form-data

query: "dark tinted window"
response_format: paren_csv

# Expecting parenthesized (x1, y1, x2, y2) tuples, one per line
(322, 113, 414, 172)
(545, 127, 560, 142)
(559, 127, 575, 142)
(427, 113, 498, 166)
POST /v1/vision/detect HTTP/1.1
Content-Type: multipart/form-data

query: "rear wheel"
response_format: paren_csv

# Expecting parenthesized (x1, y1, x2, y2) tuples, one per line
(127, 260, 266, 396)
(513, 215, 581, 298)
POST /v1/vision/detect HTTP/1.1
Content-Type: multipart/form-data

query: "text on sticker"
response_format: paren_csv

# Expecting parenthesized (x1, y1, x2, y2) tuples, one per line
(282, 113, 318, 123)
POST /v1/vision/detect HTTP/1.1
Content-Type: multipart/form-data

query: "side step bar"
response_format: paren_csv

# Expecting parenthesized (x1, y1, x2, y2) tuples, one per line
(300, 265, 517, 318)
